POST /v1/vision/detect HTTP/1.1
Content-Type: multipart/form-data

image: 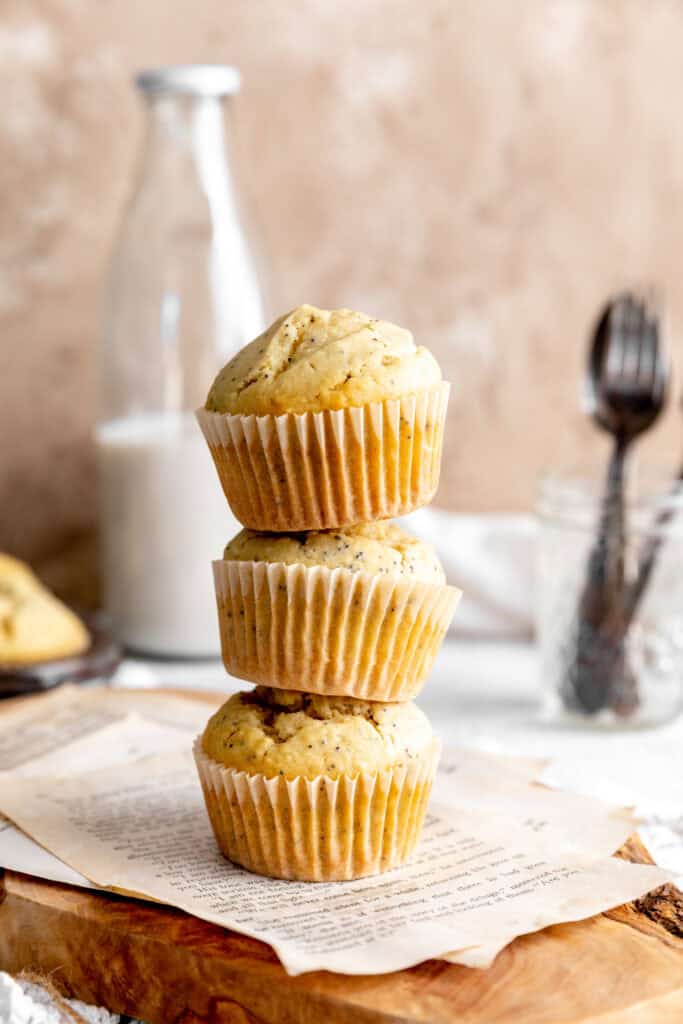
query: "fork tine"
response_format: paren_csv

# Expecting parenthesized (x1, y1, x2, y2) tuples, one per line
(629, 301, 650, 389)
(652, 319, 669, 402)
(623, 300, 642, 383)
(636, 315, 656, 391)
(606, 295, 638, 386)
(605, 302, 627, 384)
(627, 296, 659, 392)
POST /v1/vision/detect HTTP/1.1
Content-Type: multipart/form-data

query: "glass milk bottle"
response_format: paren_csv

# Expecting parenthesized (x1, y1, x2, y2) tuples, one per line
(97, 66, 264, 656)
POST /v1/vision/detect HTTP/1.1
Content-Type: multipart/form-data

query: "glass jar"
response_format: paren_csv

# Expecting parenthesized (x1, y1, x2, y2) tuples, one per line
(97, 65, 265, 656)
(537, 472, 683, 728)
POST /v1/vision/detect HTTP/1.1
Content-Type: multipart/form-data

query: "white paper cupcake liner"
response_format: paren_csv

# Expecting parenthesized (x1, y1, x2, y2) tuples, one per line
(196, 382, 450, 531)
(213, 560, 460, 701)
(194, 737, 440, 882)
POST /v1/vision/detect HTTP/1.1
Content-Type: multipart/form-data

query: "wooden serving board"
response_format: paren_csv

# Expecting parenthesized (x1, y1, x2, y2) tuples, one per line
(0, 692, 682, 1022)
(1, 841, 682, 1024)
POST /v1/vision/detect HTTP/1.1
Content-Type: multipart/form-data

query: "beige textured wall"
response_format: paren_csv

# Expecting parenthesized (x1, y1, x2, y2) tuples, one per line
(2, 0, 683, 602)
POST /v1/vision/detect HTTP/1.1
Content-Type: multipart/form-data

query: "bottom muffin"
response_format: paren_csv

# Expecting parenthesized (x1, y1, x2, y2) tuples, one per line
(195, 686, 439, 881)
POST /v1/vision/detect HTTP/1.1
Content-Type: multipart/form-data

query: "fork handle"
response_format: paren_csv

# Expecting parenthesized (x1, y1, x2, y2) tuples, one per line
(567, 439, 633, 715)
(585, 438, 628, 600)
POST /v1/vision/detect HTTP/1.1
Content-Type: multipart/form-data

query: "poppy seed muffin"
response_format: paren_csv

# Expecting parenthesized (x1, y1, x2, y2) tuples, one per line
(223, 521, 445, 585)
(213, 522, 459, 701)
(205, 305, 442, 416)
(196, 304, 450, 531)
(194, 686, 439, 881)
(0, 553, 90, 665)
(201, 685, 434, 779)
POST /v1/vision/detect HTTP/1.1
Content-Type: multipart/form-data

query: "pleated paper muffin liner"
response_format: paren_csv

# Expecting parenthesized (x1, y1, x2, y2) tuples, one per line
(194, 738, 440, 882)
(196, 382, 450, 531)
(213, 560, 461, 701)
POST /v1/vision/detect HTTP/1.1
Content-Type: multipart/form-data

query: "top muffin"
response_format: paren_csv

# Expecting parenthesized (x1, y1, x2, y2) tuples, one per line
(205, 304, 442, 416)
(223, 521, 446, 585)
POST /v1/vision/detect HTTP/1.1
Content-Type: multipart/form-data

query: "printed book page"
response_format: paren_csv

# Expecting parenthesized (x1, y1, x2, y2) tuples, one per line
(0, 746, 668, 975)
(0, 686, 222, 887)
(539, 747, 683, 887)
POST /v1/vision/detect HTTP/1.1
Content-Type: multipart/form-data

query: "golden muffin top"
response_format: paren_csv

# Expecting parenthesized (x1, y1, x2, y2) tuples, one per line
(204, 304, 442, 415)
(222, 521, 445, 584)
(201, 686, 434, 779)
(0, 553, 90, 665)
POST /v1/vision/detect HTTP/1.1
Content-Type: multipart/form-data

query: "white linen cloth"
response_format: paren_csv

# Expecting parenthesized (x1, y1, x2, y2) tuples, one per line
(0, 972, 128, 1024)
(403, 508, 536, 638)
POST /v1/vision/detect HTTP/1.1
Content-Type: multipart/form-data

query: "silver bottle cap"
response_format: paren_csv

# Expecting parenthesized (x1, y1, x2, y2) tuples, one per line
(135, 65, 241, 98)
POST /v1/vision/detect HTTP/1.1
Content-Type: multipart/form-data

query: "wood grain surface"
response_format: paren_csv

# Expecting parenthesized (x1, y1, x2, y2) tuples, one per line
(0, 835, 681, 1021)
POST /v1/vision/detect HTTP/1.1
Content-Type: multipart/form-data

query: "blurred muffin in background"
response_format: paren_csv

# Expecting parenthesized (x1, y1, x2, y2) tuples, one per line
(0, 552, 90, 665)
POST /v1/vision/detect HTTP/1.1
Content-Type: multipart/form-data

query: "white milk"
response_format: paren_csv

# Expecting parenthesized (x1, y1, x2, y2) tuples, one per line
(96, 413, 237, 656)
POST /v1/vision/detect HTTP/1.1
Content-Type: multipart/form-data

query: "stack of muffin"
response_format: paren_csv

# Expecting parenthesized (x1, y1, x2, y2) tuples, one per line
(195, 305, 460, 881)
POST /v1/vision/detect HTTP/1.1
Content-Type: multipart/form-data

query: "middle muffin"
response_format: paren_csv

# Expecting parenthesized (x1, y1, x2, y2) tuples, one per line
(213, 521, 460, 702)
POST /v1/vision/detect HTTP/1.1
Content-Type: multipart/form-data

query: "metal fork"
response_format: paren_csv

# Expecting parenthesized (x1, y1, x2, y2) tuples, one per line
(564, 292, 669, 715)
